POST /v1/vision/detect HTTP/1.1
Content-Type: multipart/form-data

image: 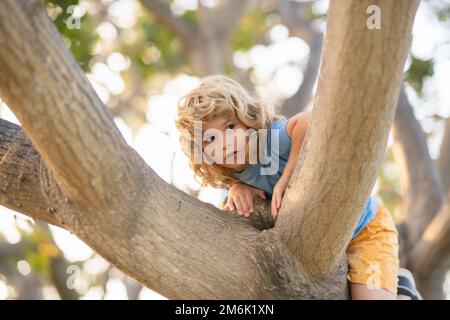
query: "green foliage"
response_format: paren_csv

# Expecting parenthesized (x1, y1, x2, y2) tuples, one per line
(24, 228, 59, 277)
(180, 9, 199, 26)
(46, 0, 99, 71)
(405, 56, 434, 96)
(230, 8, 271, 51)
(429, 0, 450, 21)
(131, 15, 186, 77)
(121, 1, 196, 77)
(436, 7, 450, 21)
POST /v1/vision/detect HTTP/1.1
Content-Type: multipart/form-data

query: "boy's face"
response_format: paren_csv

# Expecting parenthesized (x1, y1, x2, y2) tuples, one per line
(202, 113, 249, 172)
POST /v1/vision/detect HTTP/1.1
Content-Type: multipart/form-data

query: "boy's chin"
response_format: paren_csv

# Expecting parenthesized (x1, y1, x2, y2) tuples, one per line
(222, 163, 247, 172)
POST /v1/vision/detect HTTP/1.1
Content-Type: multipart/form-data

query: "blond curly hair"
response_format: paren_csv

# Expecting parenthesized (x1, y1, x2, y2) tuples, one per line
(175, 74, 283, 188)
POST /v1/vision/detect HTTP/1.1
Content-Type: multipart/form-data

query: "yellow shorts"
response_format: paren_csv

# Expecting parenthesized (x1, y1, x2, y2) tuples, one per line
(346, 201, 400, 295)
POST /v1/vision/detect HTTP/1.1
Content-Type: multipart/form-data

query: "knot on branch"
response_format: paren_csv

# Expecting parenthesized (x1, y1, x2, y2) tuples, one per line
(220, 196, 274, 230)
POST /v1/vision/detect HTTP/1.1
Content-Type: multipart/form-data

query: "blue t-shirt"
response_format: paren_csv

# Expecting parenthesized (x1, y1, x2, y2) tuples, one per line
(235, 118, 378, 238)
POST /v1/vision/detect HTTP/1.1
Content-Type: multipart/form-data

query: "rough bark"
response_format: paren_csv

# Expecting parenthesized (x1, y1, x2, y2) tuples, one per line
(0, 0, 419, 299)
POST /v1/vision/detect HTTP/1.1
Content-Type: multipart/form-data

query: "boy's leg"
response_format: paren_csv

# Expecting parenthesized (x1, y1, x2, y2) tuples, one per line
(346, 201, 400, 300)
(351, 284, 395, 300)
(351, 271, 421, 300)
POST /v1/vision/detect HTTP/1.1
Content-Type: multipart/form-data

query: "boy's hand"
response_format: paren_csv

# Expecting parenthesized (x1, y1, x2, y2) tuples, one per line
(226, 183, 266, 217)
(272, 176, 289, 220)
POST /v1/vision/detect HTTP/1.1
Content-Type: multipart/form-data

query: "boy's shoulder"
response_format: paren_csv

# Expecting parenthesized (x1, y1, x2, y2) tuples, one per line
(285, 111, 311, 139)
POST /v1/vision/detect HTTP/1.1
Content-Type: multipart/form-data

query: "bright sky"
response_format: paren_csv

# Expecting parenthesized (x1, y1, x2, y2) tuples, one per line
(0, 0, 449, 299)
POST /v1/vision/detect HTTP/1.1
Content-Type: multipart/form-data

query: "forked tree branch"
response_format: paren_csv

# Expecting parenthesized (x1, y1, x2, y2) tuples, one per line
(274, 0, 420, 278)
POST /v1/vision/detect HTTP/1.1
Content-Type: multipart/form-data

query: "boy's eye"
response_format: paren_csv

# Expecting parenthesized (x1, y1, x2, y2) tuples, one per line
(226, 124, 235, 130)
(205, 136, 215, 143)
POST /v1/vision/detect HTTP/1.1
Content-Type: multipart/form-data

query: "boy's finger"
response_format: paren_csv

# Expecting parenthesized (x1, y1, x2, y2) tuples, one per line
(227, 198, 235, 211)
(238, 196, 249, 215)
(245, 193, 254, 214)
(273, 192, 281, 219)
(243, 200, 251, 217)
(276, 193, 281, 209)
(256, 190, 266, 199)
(235, 199, 244, 215)
(271, 197, 277, 219)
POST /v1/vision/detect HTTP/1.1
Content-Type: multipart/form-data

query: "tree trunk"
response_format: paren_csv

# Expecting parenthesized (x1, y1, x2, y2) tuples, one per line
(410, 199, 450, 299)
(437, 118, 450, 195)
(392, 88, 446, 266)
(0, 0, 419, 299)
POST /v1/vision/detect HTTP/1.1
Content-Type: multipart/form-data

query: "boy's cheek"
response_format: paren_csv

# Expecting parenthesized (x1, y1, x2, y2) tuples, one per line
(203, 147, 214, 159)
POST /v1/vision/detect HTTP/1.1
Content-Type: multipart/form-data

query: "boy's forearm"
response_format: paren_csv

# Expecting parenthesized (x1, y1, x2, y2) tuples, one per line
(280, 140, 301, 182)
(280, 118, 308, 183)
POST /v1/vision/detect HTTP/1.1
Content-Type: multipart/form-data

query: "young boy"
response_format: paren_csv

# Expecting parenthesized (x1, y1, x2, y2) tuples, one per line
(175, 74, 420, 300)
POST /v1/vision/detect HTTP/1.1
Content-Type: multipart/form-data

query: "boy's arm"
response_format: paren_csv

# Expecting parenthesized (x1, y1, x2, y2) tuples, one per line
(282, 111, 311, 180)
(271, 111, 311, 218)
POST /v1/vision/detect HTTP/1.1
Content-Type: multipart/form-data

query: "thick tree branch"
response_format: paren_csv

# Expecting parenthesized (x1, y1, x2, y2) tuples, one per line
(392, 87, 445, 262)
(139, 0, 197, 43)
(273, 0, 420, 278)
(0, 119, 65, 227)
(0, 0, 146, 211)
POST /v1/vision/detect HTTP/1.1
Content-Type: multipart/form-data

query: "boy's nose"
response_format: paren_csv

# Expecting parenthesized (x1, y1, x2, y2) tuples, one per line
(223, 137, 233, 150)
(224, 135, 238, 149)
(223, 142, 235, 152)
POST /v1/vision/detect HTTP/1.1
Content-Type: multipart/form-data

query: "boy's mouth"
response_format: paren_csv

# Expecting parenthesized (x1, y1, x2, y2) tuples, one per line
(225, 150, 239, 163)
